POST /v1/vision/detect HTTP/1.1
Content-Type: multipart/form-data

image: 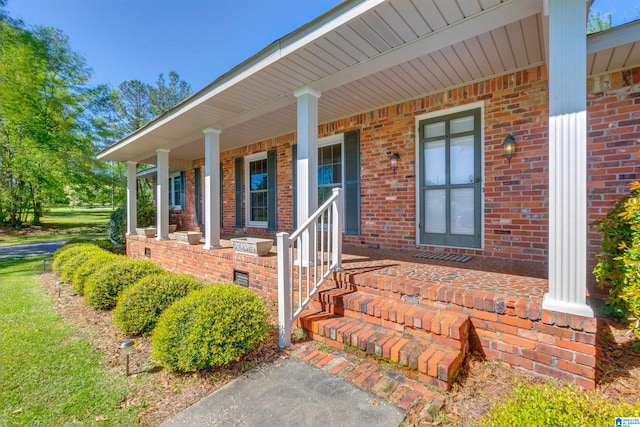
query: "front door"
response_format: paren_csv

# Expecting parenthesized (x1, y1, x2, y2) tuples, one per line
(419, 108, 481, 248)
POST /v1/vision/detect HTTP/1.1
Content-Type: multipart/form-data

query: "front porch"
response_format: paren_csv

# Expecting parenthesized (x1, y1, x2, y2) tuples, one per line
(127, 233, 597, 389)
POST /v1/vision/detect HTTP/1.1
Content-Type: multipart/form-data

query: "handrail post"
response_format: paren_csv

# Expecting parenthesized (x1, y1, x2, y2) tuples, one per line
(332, 188, 342, 271)
(277, 232, 292, 348)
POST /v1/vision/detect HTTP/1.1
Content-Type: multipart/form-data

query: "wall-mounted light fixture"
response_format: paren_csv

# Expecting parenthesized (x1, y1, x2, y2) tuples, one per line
(390, 153, 400, 174)
(502, 134, 516, 165)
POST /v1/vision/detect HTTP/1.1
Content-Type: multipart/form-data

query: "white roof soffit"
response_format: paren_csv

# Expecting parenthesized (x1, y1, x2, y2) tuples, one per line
(98, 0, 546, 163)
(587, 19, 640, 76)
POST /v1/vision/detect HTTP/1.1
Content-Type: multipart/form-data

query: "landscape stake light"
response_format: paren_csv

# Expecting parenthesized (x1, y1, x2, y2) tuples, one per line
(56, 280, 63, 298)
(120, 339, 134, 376)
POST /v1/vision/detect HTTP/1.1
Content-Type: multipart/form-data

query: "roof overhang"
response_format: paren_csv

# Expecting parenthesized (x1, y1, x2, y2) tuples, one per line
(97, 0, 640, 167)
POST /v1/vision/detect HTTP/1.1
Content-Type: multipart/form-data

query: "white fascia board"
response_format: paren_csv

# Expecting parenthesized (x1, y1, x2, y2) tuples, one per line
(587, 20, 640, 54)
(97, 0, 379, 161)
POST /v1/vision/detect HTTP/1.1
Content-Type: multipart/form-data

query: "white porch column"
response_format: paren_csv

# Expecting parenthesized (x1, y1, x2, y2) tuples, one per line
(126, 161, 137, 235)
(543, 0, 593, 317)
(156, 148, 170, 241)
(294, 87, 320, 264)
(203, 128, 222, 249)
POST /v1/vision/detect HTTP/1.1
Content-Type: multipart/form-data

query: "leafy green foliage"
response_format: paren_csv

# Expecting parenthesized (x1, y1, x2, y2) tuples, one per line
(151, 285, 270, 372)
(52, 243, 91, 275)
(109, 206, 126, 245)
(593, 181, 640, 338)
(59, 247, 105, 283)
(52, 240, 117, 279)
(84, 258, 163, 309)
(478, 382, 640, 426)
(113, 273, 206, 335)
(137, 204, 156, 228)
(587, 12, 613, 34)
(70, 252, 119, 295)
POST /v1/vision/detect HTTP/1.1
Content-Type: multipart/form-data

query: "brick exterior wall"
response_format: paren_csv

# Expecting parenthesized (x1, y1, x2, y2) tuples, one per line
(172, 64, 640, 276)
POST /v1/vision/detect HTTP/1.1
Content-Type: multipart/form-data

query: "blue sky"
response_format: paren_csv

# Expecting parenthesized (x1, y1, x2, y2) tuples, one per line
(5, 0, 640, 92)
(5, 0, 343, 91)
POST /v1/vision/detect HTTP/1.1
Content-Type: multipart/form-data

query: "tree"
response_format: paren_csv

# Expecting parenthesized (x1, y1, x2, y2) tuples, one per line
(149, 71, 192, 117)
(587, 12, 613, 34)
(0, 17, 105, 225)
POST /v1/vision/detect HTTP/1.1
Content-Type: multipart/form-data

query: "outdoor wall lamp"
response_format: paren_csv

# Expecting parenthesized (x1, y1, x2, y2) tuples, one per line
(120, 339, 134, 376)
(390, 153, 400, 174)
(502, 134, 516, 165)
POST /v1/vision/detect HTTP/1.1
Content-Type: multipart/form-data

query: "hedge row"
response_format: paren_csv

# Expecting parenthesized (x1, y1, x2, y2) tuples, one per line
(52, 241, 271, 373)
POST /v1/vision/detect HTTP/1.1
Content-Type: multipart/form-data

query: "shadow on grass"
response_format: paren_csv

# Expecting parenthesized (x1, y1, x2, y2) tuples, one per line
(0, 255, 45, 277)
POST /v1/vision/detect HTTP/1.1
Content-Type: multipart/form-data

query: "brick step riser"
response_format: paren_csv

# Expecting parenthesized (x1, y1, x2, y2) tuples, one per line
(306, 292, 470, 350)
(297, 313, 467, 391)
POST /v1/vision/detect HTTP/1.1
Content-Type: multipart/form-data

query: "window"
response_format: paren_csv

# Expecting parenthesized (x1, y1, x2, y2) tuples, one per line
(244, 150, 277, 231)
(318, 135, 343, 207)
(168, 172, 184, 210)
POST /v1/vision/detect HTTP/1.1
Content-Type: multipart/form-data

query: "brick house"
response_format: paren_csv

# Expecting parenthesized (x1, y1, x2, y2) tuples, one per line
(98, 0, 640, 390)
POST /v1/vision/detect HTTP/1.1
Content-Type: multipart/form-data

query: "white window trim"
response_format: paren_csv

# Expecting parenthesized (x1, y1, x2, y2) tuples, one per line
(318, 134, 345, 229)
(414, 101, 485, 249)
(245, 152, 268, 228)
(169, 172, 184, 211)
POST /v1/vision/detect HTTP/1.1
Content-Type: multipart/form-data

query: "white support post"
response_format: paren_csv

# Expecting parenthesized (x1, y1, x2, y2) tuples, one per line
(203, 128, 222, 249)
(294, 86, 321, 266)
(156, 149, 170, 241)
(543, 0, 593, 317)
(277, 232, 291, 348)
(332, 187, 342, 271)
(126, 161, 137, 236)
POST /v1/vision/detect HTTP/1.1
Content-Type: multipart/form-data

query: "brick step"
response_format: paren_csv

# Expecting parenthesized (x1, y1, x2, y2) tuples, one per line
(298, 310, 466, 390)
(307, 283, 470, 349)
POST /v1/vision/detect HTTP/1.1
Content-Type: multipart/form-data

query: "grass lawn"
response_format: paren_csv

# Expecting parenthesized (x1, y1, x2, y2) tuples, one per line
(0, 256, 140, 426)
(0, 207, 113, 246)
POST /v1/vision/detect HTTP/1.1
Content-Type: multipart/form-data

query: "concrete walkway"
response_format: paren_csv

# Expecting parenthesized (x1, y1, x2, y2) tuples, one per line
(0, 240, 67, 260)
(161, 357, 406, 427)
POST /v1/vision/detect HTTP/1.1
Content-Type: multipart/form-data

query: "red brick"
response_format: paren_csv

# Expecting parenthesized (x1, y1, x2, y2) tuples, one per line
(498, 314, 533, 329)
(502, 333, 536, 350)
(534, 323, 573, 339)
(557, 360, 596, 379)
(555, 338, 597, 356)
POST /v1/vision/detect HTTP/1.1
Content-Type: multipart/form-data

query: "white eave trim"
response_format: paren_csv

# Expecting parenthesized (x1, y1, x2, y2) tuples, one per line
(587, 19, 640, 54)
(97, 0, 378, 161)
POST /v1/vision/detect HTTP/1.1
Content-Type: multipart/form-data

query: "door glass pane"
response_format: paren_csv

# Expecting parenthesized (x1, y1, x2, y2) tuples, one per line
(450, 135, 475, 184)
(425, 190, 446, 233)
(424, 140, 445, 185)
(425, 121, 445, 138)
(450, 116, 474, 134)
(450, 188, 474, 235)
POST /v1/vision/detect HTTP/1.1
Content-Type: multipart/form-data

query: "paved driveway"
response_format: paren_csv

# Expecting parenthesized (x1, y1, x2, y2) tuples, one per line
(0, 241, 67, 260)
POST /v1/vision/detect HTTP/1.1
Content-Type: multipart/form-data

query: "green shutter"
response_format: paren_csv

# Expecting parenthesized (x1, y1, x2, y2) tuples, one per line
(267, 149, 277, 231)
(344, 130, 360, 235)
(180, 171, 185, 210)
(292, 144, 297, 230)
(234, 157, 242, 229)
(220, 162, 224, 228)
(194, 167, 201, 226)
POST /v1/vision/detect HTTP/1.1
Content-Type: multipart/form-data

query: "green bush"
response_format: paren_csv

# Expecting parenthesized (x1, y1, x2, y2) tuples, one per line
(151, 285, 270, 372)
(70, 252, 119, 295)
(52, 243, 100, 276)
(84, 258, 163, 309)
(59, 247, 107, 283)
(108, 207, 126, 246)
(478, 382, 640, 426)
(593, 181, 640, 338)
(113, 273, 206, 335)
(137, 205, 156, 228)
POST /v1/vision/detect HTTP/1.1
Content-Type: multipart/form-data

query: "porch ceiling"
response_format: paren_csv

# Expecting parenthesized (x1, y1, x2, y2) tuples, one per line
(98, 0, 639, 167)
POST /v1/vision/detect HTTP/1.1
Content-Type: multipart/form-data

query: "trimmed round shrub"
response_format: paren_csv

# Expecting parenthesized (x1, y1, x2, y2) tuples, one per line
(479, 382, 640, 426)
(84, 258, 163, 309)
(52, 243, 94, 275)
(59, 247, 107, 283)
(70, 252, 119, 295)
(151, 284, 269, 372)
(113, 273, 206, 335)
